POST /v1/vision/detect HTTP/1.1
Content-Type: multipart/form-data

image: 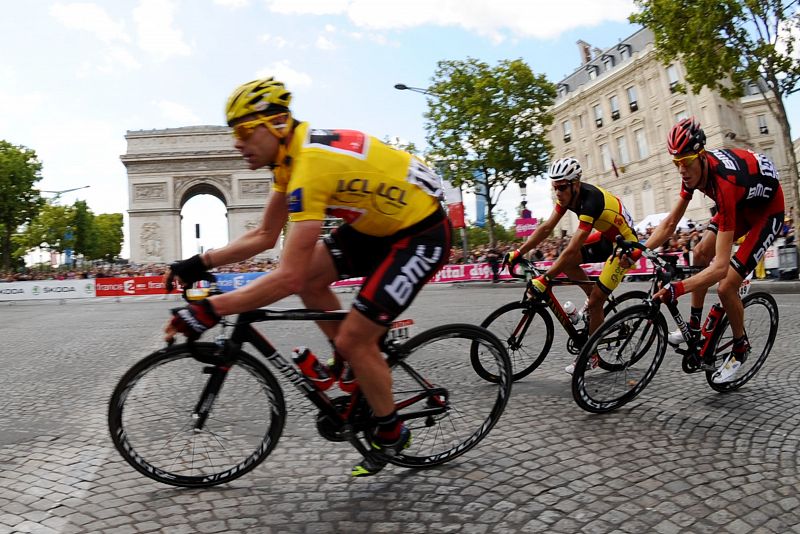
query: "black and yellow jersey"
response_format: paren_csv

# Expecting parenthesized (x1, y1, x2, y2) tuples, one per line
(273, 122, 442, 237)
(555, 182, 637, 241)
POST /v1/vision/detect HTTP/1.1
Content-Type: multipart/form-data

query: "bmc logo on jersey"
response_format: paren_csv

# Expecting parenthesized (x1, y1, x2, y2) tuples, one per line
(746, 183, 773, 200)
(288, 188, 304, 213)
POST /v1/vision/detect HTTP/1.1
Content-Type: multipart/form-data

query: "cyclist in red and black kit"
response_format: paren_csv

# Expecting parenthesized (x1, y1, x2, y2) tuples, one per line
(645, 117, 784, 383)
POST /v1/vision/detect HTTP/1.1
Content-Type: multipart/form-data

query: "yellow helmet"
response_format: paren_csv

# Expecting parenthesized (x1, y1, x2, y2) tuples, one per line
(225, 77, 292, 126)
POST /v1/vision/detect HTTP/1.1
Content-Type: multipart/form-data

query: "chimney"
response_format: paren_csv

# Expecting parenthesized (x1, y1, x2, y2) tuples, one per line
(577, 40, 592, 65)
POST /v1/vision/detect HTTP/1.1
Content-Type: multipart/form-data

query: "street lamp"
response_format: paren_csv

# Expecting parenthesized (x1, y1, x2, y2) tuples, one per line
(393, 83, 435, 96)
(42, 185, 91, 201)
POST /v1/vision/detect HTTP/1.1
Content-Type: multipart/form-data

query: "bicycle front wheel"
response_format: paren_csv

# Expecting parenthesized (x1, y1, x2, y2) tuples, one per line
(572, 304, 668, 413)
(477, 301, 554, 381)
(705, 292, 779, 392)
(108, 343, 286, 487)
(388, 324, 512, 468)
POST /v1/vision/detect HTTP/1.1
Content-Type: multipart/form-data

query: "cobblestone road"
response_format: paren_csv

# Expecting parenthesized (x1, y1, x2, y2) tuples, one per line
(2, 282, 800, 533)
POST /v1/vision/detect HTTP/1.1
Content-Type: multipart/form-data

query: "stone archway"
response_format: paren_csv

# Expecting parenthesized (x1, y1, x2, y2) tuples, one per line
(121, 126, 277, 263)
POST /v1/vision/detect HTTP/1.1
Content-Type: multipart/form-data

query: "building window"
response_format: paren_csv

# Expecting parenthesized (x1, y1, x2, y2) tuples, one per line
(610, 95, 620, 120)
(758, 114, 769, 135)
(588, 65, 599, 80)
(602, 54, 615, 71)
(563, 119, 572, 142)
(675, 110, 688, 122)
(748, 81, 761, 95)
(616, 136, 630, 165)
(618, 44, 631, 61)
(667, 65, 679, 92)
(600, 143, 612, 171)
(593, 104, 603, 128)
(763, 147, 773, 160)
(558, 83, 569, 98)
(634, 128, 649, 159)
(627, 86, 638, 111)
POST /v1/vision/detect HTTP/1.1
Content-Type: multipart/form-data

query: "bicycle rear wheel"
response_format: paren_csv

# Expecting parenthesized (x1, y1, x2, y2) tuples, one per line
(108, 343, 285, 487)
(477, 301, 554, 381)
(705, 292, 779, 392)
(596, 290, 649, 371)
(572, 304, 668, 413)
(388, 324, 512, 468)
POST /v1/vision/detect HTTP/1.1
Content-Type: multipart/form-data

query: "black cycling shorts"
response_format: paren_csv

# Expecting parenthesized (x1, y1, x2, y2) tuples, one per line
(324, 208, 452, 326)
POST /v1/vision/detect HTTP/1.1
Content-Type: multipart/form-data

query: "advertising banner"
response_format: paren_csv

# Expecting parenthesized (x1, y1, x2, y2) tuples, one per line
(514, 217, 538, 237)
(0, 279, 96, 301)
(95, 276, 174, 297)
(214, 272, 268, 292)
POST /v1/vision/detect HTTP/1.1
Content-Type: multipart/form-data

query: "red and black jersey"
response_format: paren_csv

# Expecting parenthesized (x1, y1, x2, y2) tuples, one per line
(680, 149, 782, 233)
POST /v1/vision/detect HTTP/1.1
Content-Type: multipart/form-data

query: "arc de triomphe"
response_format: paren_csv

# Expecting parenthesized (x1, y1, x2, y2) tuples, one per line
(121, 126, 278, 264)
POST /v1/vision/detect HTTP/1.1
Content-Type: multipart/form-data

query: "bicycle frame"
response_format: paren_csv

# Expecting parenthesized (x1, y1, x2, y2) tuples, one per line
(190, 308, 445, 452)
(511, 260, 595, 343)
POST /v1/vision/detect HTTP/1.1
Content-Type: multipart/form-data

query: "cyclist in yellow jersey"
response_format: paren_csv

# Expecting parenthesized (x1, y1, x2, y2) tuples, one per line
(163, 78, 452, 477)
(503, 157, 639, 374)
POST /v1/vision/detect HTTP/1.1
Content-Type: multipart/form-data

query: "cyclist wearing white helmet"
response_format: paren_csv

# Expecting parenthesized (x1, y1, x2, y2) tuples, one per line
(503, 156, 639, 374)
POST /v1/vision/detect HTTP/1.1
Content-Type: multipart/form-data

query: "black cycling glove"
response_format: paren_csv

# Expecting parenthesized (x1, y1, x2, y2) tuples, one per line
(165, 254, 208, 291)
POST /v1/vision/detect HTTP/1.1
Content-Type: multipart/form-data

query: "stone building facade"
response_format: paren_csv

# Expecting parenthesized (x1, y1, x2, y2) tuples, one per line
(549, 28, 792, 236)
(121, 126, 274, 264)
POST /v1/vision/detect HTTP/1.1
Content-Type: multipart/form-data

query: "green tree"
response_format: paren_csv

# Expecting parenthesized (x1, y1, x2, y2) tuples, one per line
(88, 213, 123, 261)
(0, 141, 44, 269)
(72, 200, 97, 259)
(19, 202, 76, 255)
(424, 58, 556, 247)
(631, 0, 800, 214)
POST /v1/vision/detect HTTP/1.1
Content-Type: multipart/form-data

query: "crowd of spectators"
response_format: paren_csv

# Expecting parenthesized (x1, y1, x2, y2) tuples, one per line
(0, 258, 277, 283)
(2, 218, 795, 283)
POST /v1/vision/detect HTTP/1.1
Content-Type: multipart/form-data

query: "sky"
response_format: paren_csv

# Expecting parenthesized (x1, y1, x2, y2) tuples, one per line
(3, 0, 800, 260)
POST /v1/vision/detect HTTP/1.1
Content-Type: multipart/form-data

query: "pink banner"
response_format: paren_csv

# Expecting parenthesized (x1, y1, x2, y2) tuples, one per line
(514, 217, 538, 237)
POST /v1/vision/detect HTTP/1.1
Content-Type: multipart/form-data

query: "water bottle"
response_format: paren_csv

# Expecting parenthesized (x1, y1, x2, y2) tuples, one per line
(699, 303, 724, 352)
(563, 301, 581, 324)
(292, 346, 334, 391)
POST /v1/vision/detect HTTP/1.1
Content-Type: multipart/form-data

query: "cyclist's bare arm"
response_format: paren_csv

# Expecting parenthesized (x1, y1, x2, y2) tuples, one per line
(203, 192, 289, 268)
(207, 219, 323, 316)
(543, 226, 590, 279)
(679, 230, 734, 294)
(644, 195, 690, 251)
(518, 208, 563, 255)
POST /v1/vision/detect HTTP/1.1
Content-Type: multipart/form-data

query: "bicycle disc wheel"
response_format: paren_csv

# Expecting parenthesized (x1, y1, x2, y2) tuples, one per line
(572, 304, 667, 413)
(477, 301, 554, 381)
(705, 292, 778, 392)
(388, 324, 512, 468)
(108, 343, 286, 487)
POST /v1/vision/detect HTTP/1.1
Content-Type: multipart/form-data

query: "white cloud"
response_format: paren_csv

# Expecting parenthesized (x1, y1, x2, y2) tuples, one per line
(214, 0, 250, 7)
(157, 100, 202, 125)
(265, 0, 634, 41)
(259, 33, 289, 48)
(256, 61, 313, 89)
(133, 0, 192, 61)
(265, 0, 350, 16)
(49, 2, 131, 43)
(316, 35, 336, 50)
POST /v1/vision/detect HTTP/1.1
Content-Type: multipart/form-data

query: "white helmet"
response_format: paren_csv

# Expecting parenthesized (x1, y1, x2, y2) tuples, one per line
(548, 157, 582, 181)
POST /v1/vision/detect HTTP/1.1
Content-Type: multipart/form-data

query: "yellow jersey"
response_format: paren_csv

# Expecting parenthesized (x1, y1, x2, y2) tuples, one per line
(273, 122, 442, 236)
(556, 182, 637, 241)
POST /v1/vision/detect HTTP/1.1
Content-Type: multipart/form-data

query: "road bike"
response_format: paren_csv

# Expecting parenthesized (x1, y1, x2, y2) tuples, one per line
(473, 258, 647, 382)
(108, 283, 512, 487)
(571, 238, 778, 413)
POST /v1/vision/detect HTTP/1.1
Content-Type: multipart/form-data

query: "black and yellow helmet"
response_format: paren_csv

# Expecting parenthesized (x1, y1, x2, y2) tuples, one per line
(225, 77, 292, 126)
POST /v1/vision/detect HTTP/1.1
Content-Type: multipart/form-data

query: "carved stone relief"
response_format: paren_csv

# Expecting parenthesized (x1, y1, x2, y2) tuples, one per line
(140, 222, 162, 258)
(240, 180, 269, 196)
(134, 183, 167, 201)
